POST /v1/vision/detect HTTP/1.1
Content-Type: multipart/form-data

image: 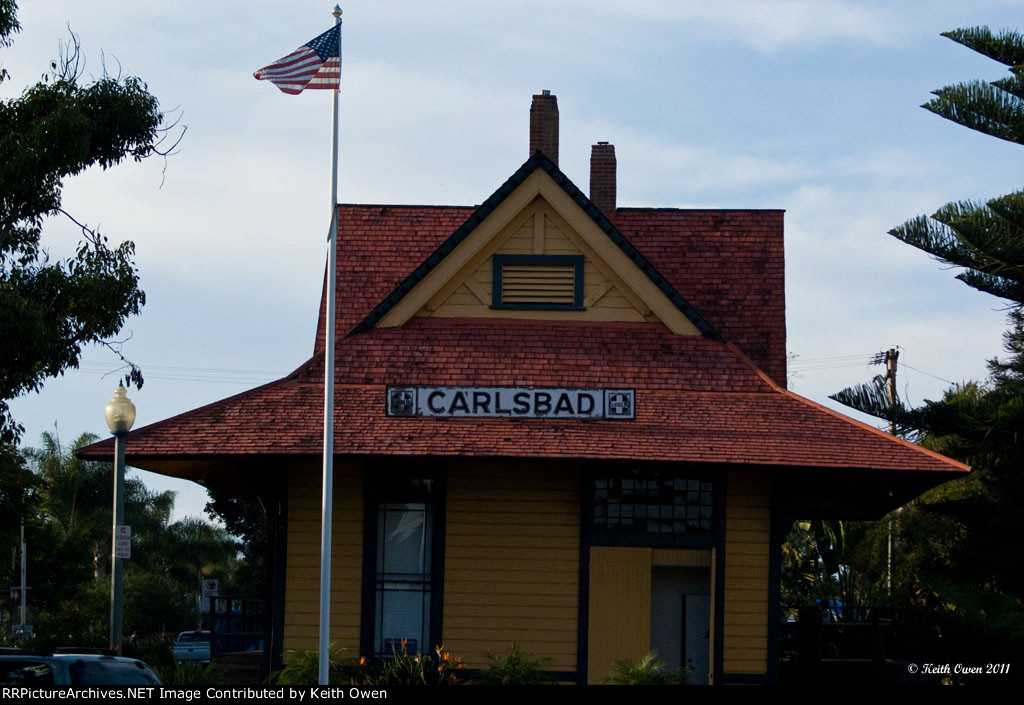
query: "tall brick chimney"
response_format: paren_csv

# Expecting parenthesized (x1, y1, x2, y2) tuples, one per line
(530, 90, 559, 165)
(590, 142, 616, 222)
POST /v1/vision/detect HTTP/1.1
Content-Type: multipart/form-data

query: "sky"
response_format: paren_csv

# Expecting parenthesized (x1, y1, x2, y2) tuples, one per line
(4, 0, 1024, 522)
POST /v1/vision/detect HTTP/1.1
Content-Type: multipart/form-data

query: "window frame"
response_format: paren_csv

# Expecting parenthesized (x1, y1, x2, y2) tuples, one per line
(360, 466, 446, 659)
(491, 254, 585, 311)
(584, 466, 723, 549)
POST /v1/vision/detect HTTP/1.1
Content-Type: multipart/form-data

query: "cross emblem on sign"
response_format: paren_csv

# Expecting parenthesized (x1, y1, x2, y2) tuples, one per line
(388, 388, 415, 416)
(607, 392, 632, 416)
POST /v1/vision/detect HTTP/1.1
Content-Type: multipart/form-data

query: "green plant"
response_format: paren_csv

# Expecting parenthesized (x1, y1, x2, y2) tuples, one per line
(369, 642, 464, 686)
(156, 661, 222, 686)
(602, 651, 689, 685)
(122, 636, 175, 670)
(269, 647, 367, 685)
(476, 642, 553, 685)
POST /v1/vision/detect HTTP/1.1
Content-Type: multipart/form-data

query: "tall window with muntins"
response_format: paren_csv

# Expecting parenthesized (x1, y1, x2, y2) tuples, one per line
(594, 476, 713, 534)
(375, 501, 432, 656)
(367, 474, 440, 657)
(492, 254, 584, 310)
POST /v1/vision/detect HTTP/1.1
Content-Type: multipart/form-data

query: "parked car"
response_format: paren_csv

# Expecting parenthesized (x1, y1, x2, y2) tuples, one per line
(0, 650, 161, 685)
(172, 630, 211, 663)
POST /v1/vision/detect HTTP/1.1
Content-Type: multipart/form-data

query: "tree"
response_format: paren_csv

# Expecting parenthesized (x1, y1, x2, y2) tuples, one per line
(17, 432, 241, 642)
(0, 0, 180, 443)
(826, 26, 1024, 668)
(204, 489, 267, 595)
(871, 27, 1024, 310)
(0, 443, 36, 629)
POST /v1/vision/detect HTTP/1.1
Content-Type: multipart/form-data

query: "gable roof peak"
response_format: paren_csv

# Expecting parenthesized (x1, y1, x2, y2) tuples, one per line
(350, 151, 722, 340)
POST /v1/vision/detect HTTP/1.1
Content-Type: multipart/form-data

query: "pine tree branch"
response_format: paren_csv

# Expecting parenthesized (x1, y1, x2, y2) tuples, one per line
(942, 27, 1024, 68)
(992, 74, 1024, 101)
(932, 199, 1024, 272)
(956, 270, 1024, 302)
(923, 81, 1024, 146)
(830, 375, 901, 419)
(889, 215, 1000, 272)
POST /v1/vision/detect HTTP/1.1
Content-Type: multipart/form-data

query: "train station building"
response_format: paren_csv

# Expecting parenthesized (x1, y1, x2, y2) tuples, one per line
(81, 92, 967, 684)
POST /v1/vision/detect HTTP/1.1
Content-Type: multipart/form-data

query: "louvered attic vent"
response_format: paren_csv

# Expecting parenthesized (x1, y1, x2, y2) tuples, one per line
(492, 254, 584, 310)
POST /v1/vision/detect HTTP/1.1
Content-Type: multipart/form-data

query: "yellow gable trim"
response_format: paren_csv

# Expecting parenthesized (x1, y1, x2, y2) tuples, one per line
(420, 200, 541, 315)
(376, 168, 700, 335)
(377, 171, 546, 328)
(422, 199, 653, 322)
(536, 201, 655, 318)
(539, 180, 700, 335)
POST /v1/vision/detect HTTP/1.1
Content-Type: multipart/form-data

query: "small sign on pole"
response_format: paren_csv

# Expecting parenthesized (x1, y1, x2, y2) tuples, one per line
(202, 579, 219, 598)
(10, 624, 32, 638)
(114, 525, 131, 560)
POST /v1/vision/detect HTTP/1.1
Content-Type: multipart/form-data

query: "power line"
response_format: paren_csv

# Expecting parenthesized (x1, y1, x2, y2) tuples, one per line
(901, 363, 955, 386)
(80, 360, 287, 375)
(790, 353, 878, 362)
(76, 359, 289, 385)
(788, 362, 876, 371)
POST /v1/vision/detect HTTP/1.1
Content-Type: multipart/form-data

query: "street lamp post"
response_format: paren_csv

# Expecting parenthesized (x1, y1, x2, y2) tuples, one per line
(105, 384, 136, 654)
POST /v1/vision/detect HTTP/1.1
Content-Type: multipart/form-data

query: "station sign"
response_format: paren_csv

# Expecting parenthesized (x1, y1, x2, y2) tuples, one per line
(386, 386, 635, 420)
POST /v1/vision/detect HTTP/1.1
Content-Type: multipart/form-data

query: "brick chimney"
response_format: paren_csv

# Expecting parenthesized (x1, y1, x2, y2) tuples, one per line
(530, 90, 559, 165)
(590, 142, 616, 222)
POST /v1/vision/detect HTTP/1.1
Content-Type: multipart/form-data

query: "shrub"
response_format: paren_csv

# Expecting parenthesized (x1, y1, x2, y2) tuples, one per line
(269, 641, 465, 686)
(122, 635, 175, 670)
(269, 647, 367, 685)
(476, 642, 553, 685)
(602, 651, 689, 685)
(369, 642, 464, 686)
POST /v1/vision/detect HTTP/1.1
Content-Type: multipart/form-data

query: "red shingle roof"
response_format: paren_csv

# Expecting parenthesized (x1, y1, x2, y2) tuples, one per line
(618, 208, 786, 384)
(78, 318, 966, 475)
(313, 203, 786, 384)
(77, 158, 965, 483)
(315, 205, 476, 343)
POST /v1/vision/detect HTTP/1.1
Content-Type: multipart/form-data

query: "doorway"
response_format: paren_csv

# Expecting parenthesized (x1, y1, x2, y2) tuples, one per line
(651, 567, 710, 684)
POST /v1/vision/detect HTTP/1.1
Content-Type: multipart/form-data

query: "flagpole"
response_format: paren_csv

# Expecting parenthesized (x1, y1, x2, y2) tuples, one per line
(319, 3, 342, 687)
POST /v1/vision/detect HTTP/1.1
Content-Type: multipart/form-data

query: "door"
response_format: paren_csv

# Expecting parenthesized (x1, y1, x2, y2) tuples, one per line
(651, 567, 710, 684)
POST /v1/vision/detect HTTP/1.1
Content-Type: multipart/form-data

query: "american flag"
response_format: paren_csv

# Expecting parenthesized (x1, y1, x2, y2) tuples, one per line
(254, 24, 341, 95)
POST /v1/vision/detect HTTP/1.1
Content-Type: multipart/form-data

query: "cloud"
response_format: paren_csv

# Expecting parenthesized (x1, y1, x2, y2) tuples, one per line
(563, 125, 811, 205)
(567, 0, 903, 52)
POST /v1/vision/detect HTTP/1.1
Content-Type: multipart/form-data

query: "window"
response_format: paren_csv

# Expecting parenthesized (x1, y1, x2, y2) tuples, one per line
(592, 472, 714, 536)
(363, 472, 444, 657)
(375, 500, 432, 655)
(491, 254, 584, 310)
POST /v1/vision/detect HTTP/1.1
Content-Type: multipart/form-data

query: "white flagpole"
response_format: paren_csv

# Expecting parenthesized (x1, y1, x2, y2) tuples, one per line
(319, 3, 342, 687)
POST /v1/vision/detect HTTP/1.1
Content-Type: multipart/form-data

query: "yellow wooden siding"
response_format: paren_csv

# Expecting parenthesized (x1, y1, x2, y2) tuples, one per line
(423, 199, 651, 323)
(651, 548, 713, 568)
(283, 459, 364, 653)
(499, 222, 536, 254)
(587, 547, 651, 684)
(722, 470, 770, 675)
(442, 461, 579, 672)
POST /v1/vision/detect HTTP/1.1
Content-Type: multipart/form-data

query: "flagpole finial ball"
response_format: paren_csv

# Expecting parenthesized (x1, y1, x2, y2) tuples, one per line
(333, 5, 342, 18)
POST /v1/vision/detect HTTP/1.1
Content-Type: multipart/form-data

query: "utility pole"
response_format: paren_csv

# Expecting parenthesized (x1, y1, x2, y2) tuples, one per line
(885, 348, 899, 435)
(883, 348, 899, 600)
(19, 519, 26, 629)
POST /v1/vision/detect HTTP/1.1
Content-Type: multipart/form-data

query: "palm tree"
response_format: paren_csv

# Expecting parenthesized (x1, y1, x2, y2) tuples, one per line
(23, 429, 242, 639)
(29, 431, 115, 578)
